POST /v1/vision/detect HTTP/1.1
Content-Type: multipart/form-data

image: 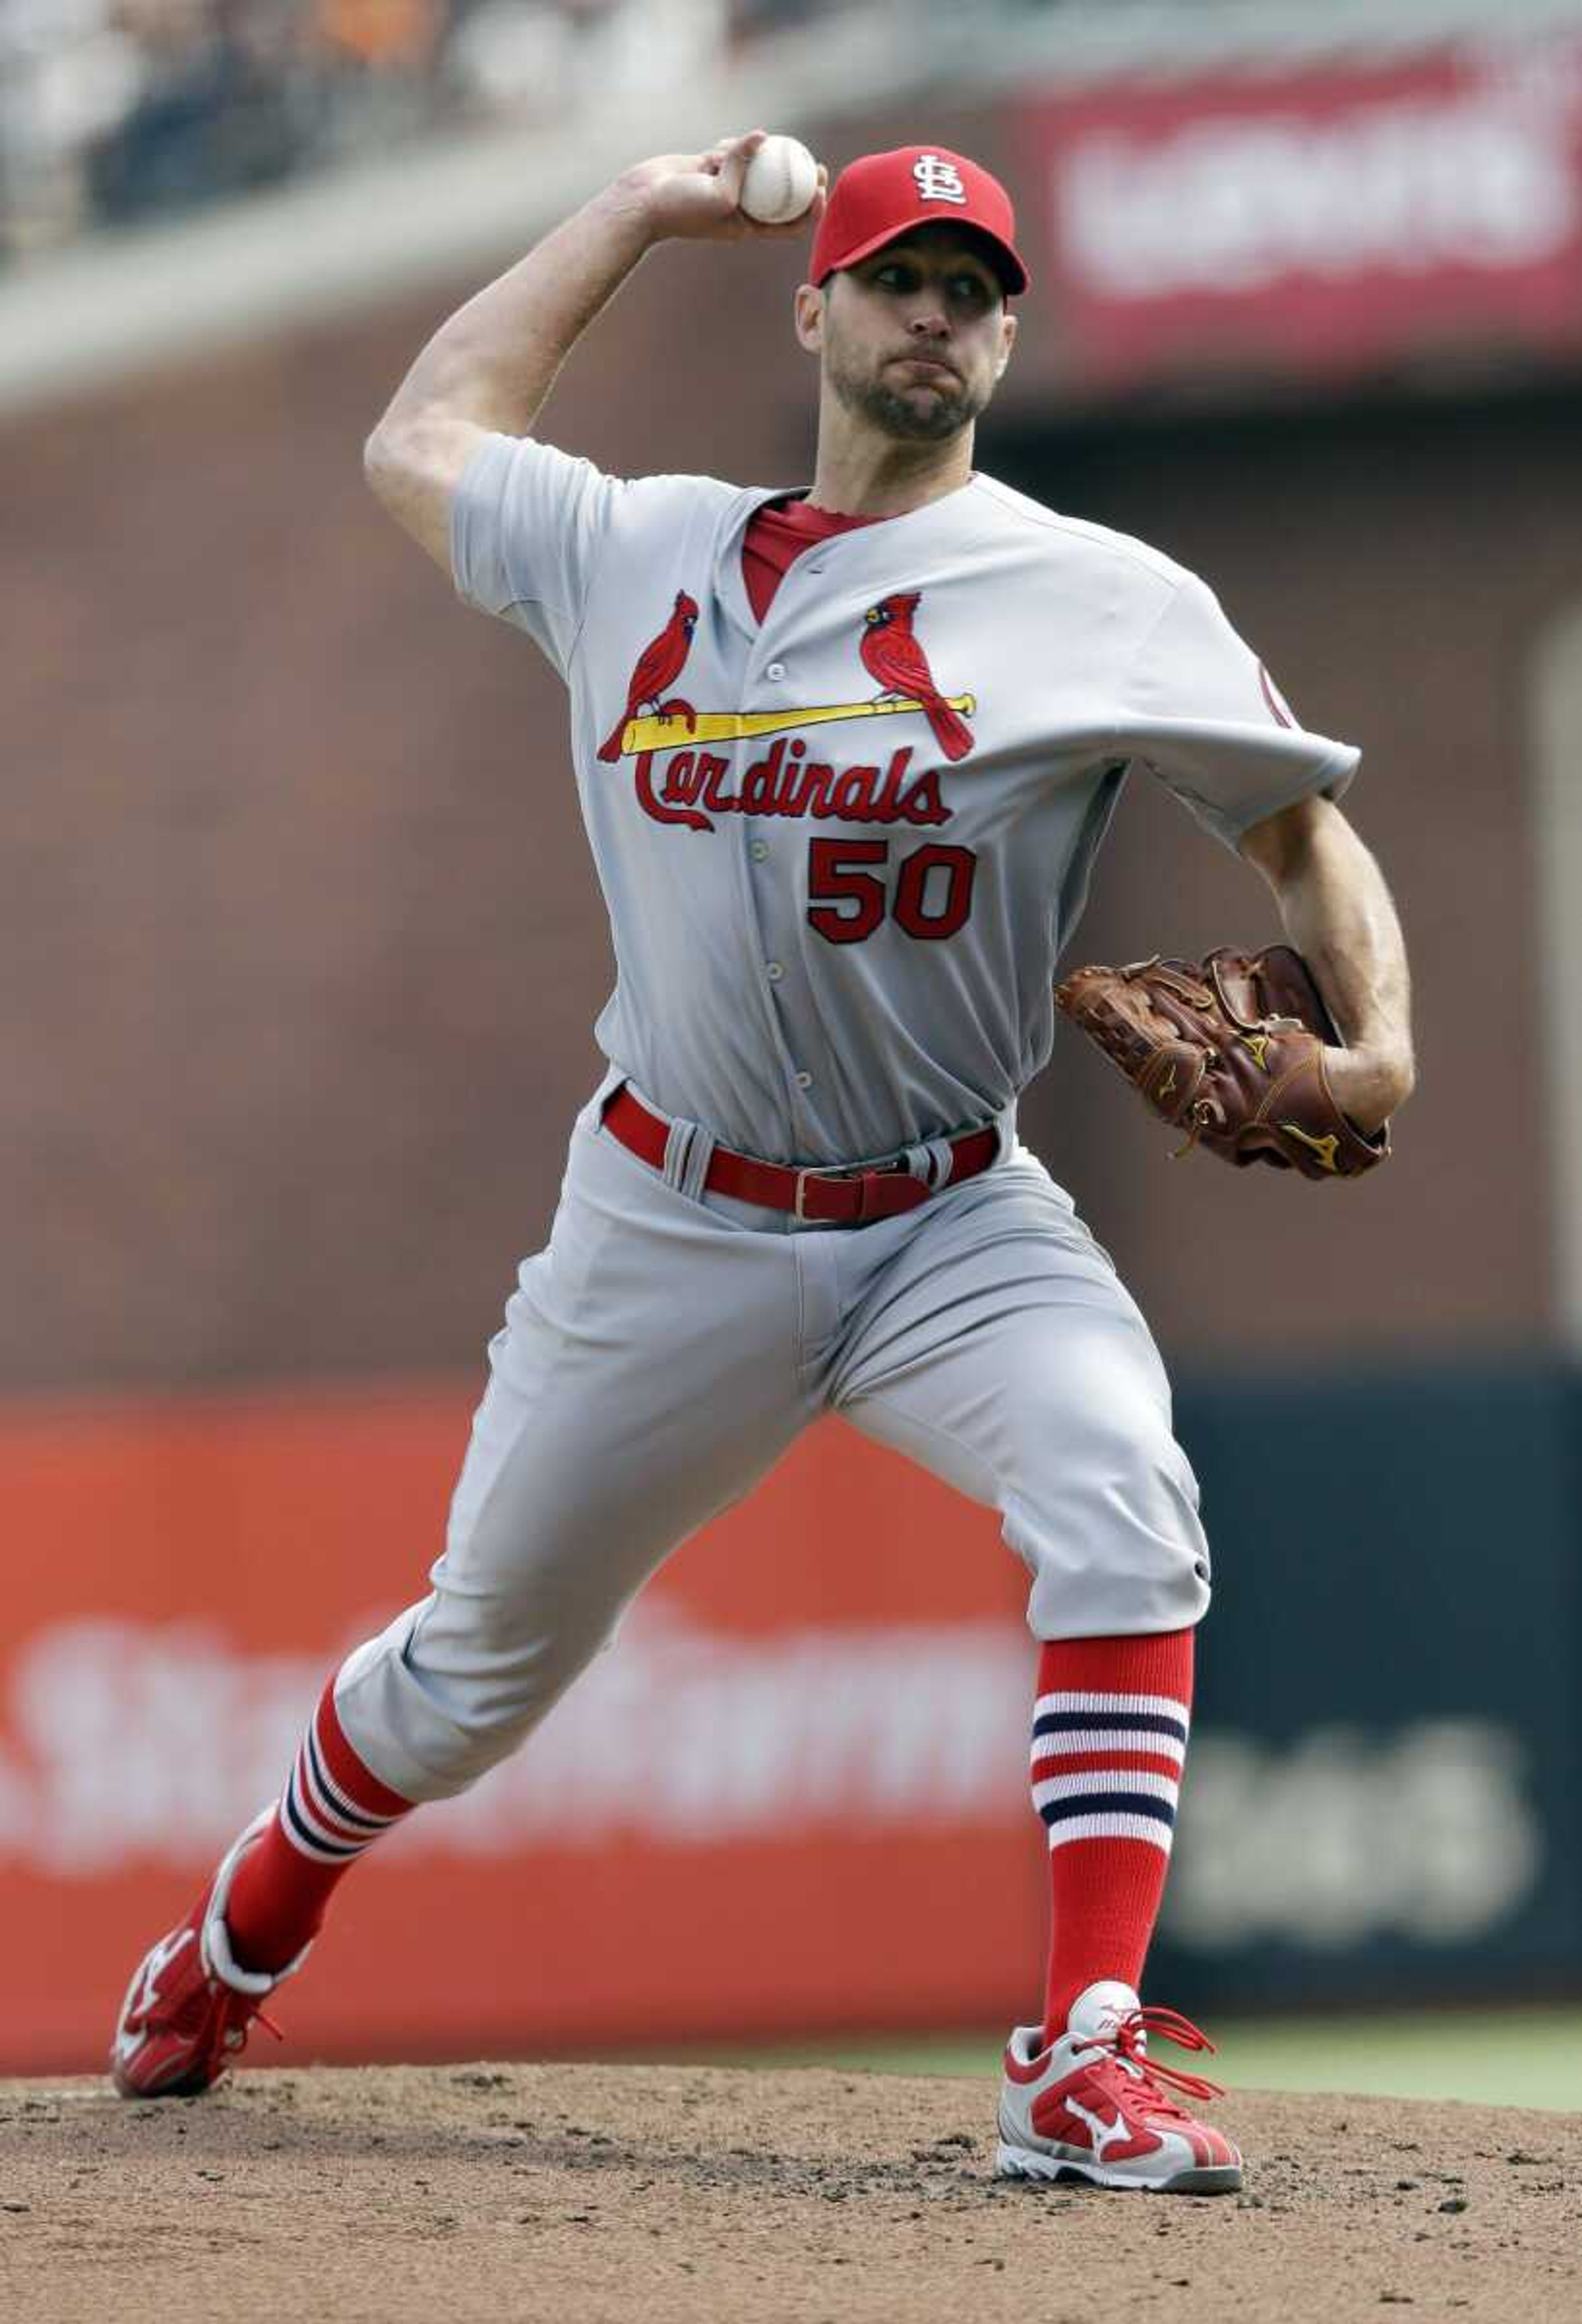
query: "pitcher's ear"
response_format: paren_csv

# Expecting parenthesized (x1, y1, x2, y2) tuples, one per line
(793, 281, 826, 353)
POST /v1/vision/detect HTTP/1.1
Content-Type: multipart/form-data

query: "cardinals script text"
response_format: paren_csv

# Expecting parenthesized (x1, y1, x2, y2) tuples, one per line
(633, 736, 950, 835)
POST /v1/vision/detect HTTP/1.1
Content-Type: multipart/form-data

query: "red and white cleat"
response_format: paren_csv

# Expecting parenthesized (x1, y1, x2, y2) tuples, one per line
(997, 1980, 1243, 2195)
(109, 1809, 306, 2099)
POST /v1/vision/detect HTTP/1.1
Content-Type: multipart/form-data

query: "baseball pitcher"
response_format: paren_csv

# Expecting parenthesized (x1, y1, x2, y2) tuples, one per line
(110, 134, 1414, 2193)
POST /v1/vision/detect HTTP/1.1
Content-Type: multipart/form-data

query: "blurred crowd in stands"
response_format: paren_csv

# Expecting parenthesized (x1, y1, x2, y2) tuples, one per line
(0, 0, 828, 260)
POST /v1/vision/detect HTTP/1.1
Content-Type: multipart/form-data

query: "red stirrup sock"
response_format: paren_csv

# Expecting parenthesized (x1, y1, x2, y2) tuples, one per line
(1031, 1629, 1195, 2046)
(224, 1677, 414, 1975)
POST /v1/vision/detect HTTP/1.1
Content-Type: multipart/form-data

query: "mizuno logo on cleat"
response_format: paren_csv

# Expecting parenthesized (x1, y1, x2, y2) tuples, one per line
(126, 1927, 194, 2024)
(1066, 2094, 1129, 2160)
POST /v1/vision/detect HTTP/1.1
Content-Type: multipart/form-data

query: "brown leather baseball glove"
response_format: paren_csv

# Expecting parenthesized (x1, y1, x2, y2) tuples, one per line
(1054, 944, 1390, 1180)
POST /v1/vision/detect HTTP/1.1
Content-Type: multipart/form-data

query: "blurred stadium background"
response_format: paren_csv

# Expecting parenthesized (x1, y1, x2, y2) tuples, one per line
(4, 0, 1580, 2107)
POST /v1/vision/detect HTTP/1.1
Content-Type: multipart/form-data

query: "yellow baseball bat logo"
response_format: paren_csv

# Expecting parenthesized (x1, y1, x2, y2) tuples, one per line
(616, 693, 976, 758)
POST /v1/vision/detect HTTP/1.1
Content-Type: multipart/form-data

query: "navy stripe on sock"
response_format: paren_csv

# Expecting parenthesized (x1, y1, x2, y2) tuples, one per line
(1032, 1709, 1187, 1744)
(283, 1785, 363, 1860)
(1038, 1790, 1177, 1829)
(305, 1725, 391, 1832)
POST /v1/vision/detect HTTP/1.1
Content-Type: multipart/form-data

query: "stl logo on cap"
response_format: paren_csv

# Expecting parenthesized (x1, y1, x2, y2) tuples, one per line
(912, 154, 967, 206)
(810, 145, 1031, 294)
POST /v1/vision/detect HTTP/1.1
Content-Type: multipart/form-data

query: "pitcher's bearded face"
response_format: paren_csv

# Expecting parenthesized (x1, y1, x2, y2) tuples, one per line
(821, 228, 1012, 443)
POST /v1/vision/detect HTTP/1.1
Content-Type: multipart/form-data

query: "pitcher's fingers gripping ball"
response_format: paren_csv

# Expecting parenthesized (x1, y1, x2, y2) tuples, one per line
(739, 134, 821, 224)
(1055, 944, 1391, 1177)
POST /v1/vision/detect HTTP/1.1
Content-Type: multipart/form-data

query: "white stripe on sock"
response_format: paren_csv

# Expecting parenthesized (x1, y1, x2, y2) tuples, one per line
(1030, 1728, 1185, 1769)
(1033, 1768, 1180, 1811)
(1033, 1691, 1191, 1723)
(1046, 1812, 1175, 1852)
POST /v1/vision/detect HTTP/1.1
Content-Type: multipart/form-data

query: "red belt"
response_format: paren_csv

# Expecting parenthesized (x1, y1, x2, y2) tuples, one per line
(604, 1086, 1000, 1226)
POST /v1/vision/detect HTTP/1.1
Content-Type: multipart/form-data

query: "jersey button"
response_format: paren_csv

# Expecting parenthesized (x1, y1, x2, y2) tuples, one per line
(766, 961, 785, 982)
(765, 661, 786, 682)
(795, 1071, 813, 1090)
(750, 841, 768, 862)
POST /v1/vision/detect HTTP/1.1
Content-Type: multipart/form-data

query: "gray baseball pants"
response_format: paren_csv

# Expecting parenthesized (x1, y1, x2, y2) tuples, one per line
(335, 1085, 1211, 1802)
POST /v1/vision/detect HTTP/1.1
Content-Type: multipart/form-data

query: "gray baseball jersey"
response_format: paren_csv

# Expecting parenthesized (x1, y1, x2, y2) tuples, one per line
(327, 439, 1358, 1808)
(452, 433, 1356, 1166)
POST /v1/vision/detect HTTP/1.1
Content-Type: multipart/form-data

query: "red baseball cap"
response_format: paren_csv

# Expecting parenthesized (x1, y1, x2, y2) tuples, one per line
(810, 145, 1030, 296)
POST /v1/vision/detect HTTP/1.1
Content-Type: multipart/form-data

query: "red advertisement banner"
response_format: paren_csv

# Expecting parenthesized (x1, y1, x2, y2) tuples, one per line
(0, 1393, 1041, 2073)
(1021, 39, 1582, 391)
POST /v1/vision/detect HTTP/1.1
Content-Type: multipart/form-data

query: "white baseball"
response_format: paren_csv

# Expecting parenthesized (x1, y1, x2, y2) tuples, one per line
(739, 135, 819, 226)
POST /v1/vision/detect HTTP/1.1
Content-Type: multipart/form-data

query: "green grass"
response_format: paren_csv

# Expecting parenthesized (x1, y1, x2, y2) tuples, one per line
(702, 2007, 1582, 2114)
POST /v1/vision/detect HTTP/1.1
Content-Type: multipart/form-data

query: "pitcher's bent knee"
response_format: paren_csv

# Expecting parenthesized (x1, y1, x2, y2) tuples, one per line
(330, 1587, 614, 1803)
(1010, 1409, 1212, 1640)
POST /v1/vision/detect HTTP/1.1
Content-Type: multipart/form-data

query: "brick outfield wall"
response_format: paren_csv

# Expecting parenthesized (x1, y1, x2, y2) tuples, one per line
(5, 197, 1578, 1392)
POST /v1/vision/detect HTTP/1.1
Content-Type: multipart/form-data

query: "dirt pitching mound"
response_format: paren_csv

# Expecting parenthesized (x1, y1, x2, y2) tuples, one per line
(3, 2062, 1578, 2323)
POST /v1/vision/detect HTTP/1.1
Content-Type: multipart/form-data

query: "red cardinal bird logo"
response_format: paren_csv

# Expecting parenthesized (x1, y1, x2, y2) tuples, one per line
(598, 591, 700, 763)
(858, 592, 974, 764)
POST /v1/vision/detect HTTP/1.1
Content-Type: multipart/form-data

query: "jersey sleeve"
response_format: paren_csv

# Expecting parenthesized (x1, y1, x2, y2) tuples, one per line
(450, 432, 624, 679)
(1114, 573, 1360, 849)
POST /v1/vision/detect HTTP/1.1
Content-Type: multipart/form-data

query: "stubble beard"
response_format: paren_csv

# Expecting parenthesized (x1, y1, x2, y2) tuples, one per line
(827, 344, 988, 444)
